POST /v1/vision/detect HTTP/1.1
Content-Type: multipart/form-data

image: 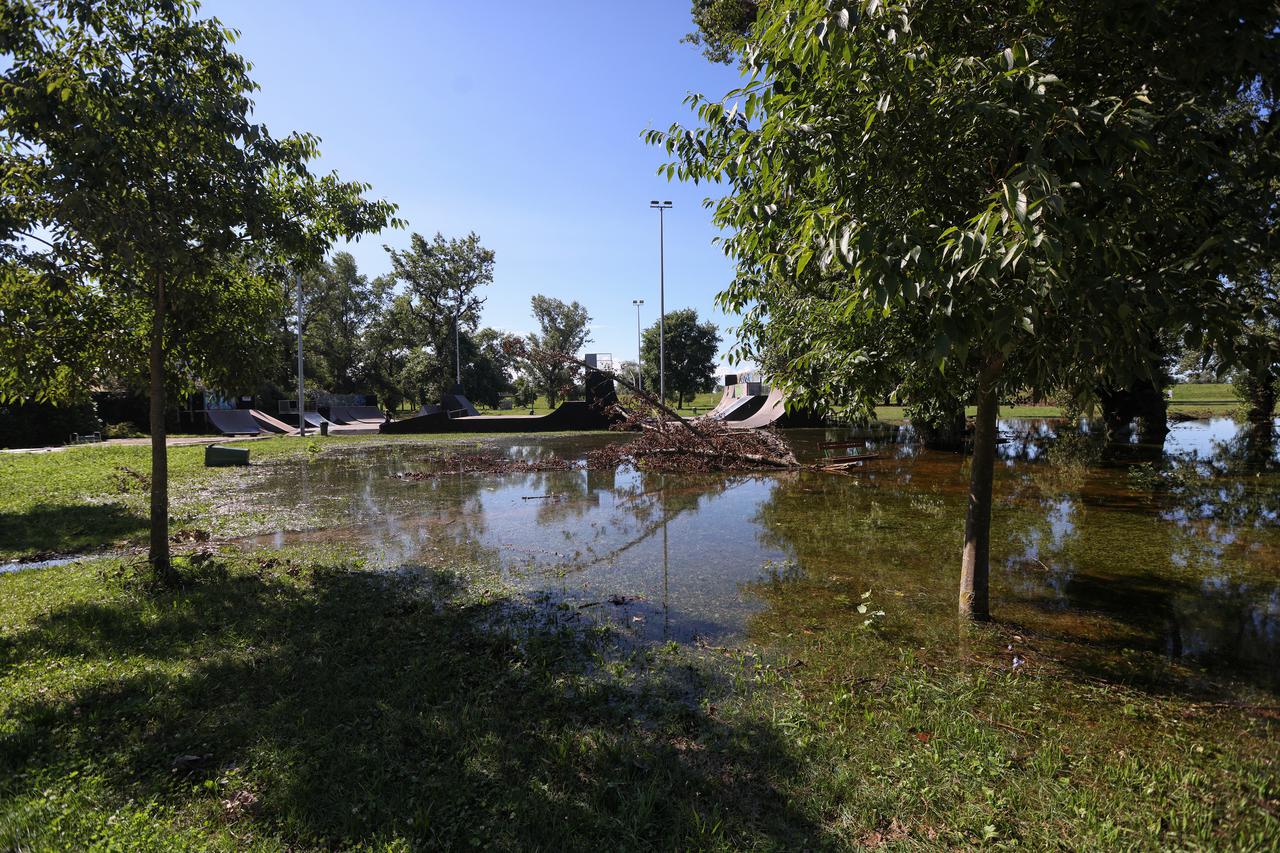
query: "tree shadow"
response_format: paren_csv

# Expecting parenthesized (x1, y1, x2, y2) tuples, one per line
(0, 502, 147, 559)
(0, 559, 825, 849)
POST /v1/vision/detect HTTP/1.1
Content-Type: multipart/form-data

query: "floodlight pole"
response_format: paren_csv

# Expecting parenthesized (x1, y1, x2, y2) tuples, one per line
(650, 201, 672, 405)
(454, 305, 462, 388)
(296, 271, 306, 437)
(632, 298, 644, 391)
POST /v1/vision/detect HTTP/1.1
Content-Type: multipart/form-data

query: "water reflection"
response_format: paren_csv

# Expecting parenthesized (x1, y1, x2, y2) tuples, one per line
(231, 421, 1280, 691)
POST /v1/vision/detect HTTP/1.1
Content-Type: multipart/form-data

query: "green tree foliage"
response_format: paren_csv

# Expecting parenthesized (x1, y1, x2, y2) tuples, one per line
(0, 0, 398, 578)
(302, 252, 376, 393)
(358, 275, 414, 411)
(526, 295, 592, 407)
(682, 0, 759, 63)
(463, 327, 516, 407)
(641, 308, 721, 408)
(386, 232, 494, 399)
(650, 0, 1278, 618)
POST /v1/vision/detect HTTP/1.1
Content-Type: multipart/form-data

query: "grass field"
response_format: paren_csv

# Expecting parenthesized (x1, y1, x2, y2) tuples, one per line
(0, 548, 1275, 849)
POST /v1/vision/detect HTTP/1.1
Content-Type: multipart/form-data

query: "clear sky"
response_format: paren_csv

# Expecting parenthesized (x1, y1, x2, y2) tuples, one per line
(200, 0, 749, 371)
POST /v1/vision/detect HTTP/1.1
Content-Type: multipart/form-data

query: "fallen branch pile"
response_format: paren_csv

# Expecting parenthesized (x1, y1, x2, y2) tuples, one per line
(587, 410, 799, 473)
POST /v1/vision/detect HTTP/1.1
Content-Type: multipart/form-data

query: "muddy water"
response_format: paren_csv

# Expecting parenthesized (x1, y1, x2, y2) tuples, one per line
(236, 419, 1280, 691)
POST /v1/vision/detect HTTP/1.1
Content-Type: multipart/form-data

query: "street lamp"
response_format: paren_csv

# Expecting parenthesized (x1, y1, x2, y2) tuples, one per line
(295, 271, 306, 437)
(631, 298, 644, 391)
(649, 200, 672, 405)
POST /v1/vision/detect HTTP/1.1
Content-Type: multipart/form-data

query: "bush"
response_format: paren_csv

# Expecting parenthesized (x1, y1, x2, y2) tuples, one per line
(103, 422, 146, 439)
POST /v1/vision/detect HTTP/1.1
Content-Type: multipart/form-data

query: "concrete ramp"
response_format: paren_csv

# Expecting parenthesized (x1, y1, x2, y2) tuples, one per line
(441, 394, 480, 418)
(717, 393, 769, 422)
(249, 410, 298, 434)
(326, 405, 384, 424)
(206, 409, 261, 435)
(345, 405, 386, 422)
(725, 389, 787, 430)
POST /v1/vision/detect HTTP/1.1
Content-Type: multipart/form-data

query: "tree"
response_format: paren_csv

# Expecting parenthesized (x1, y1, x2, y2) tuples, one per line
(1, 0, 398, 580)
(651, 0, 1278, 619)
(682, 0, 759, 64)
(303, 252, 376, 393)
(526, 295, 592, 407)
(359, 275, 414, 411)
(463, 328, 516, 407)
(386, 232, 494, 400)
(641, 308, 720, 408)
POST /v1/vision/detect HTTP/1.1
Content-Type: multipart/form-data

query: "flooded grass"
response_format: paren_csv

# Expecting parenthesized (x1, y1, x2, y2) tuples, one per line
(1, 419, 1278, 846)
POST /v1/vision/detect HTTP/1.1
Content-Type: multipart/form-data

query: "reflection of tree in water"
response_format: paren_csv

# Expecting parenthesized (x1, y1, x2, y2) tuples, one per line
(749, 458, 959, 620)
(550, 469, 751, 577)
(997, 442, 1280, 690)
(390, 470, 498, 566)
(748, 428, 1280, 691)
(1142, 429, 1280, 548)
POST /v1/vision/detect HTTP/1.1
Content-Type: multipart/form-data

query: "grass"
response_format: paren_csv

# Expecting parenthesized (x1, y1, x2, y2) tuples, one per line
(1, 549, 1275, 849)
(0, 435, 462, 562)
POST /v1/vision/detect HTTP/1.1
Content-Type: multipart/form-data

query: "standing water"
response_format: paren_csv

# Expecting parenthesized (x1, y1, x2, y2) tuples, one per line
(229, 419, 1280, 692)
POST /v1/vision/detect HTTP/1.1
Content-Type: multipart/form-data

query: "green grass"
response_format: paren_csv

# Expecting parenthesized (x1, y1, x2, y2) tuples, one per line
(1, 551, 1275, 849)
(1170, 382, 1239, 403)
(0, 435, 461, 561)
(866, 383, 1257, 423)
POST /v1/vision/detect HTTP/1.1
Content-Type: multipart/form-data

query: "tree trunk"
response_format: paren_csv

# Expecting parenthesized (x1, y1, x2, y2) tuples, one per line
(149, 274, 172, 582)
(959, 357, 1002, 620)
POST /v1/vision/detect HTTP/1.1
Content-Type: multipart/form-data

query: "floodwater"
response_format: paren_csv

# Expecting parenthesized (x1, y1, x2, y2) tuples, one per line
(235, 417, 1280, 693)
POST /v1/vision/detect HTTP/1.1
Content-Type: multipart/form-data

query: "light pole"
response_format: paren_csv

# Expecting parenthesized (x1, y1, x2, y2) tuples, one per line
(631, 298, 644, 391)
(295, 271, 306, 437)
(649, 200, 672, 405)
(453, 304, 462, 392)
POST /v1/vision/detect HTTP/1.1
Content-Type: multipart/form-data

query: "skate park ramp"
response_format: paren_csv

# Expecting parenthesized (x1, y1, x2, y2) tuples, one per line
(249, 410, 298, 434)
(702, 385, 737, 418)
(206, 409, 262, 435)
(722, 388, 825, 429)
(327, 405, 385, 425)
(725, 389, 786, 430)
(716, 392, 769, 422)
(299, 412, 333, 429)
(384, 370, 620, 434)
(380, 400, 619, 434)
(441, 394, 481, 418)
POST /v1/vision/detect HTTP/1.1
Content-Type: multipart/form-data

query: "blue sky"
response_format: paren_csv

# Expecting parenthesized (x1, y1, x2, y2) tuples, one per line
(201, 0, 748, 369)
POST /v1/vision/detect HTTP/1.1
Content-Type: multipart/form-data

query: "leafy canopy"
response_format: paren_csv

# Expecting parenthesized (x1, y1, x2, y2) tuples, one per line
(526, 295, 592, 407)
(650, 0, 1279, 406)
(0, 0, 400, 402)
(641, 308, 721, 406)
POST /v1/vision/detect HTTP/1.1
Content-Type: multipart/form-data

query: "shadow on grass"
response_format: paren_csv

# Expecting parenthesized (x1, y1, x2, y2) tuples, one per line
(0, 502, 147, 559)
(0, 559, 822, 849)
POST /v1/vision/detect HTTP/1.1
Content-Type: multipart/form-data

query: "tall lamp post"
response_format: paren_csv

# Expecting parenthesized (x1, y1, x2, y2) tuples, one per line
(453, 304, 462, 392)
(631, 298, 644, 391)
(295, 271, 306, 437)
(649, 200, 672, 405)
